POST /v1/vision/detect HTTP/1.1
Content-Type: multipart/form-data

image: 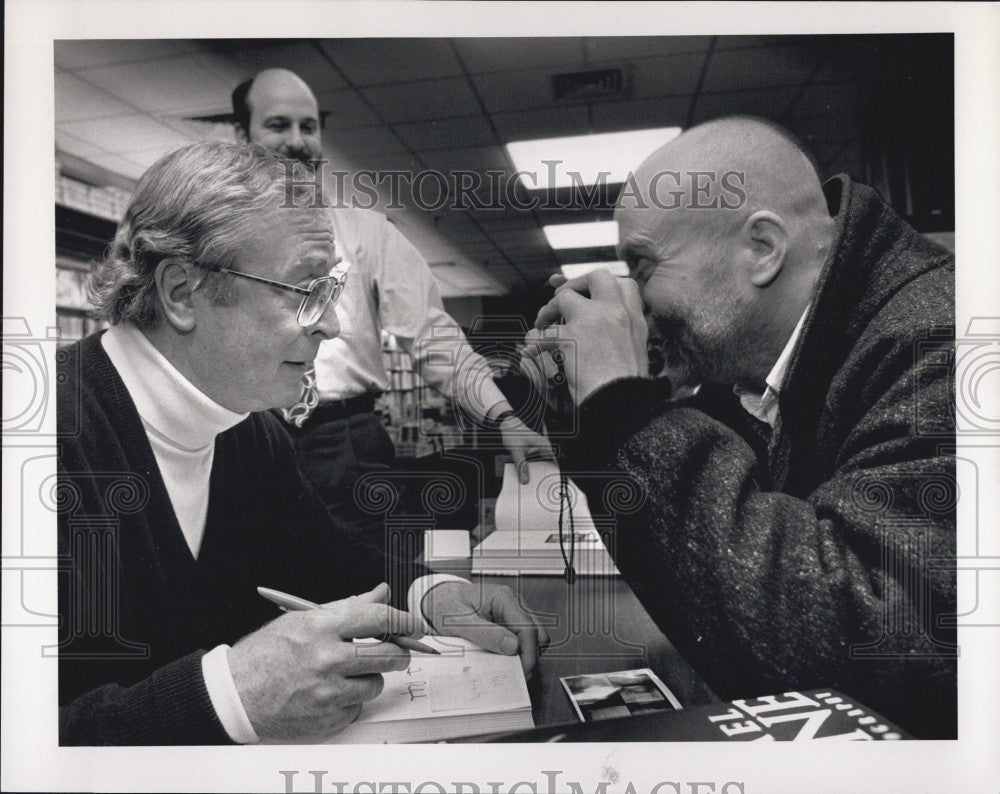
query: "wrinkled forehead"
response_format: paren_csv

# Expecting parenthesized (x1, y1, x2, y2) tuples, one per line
(239, 205, 335, 266)
(281, 206, 335, 252)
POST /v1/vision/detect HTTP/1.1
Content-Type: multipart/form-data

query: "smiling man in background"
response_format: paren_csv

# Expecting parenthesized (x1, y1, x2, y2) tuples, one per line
(232, 68, 553, 541)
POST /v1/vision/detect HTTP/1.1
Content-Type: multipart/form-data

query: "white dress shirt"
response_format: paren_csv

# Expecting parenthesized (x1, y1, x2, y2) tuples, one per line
(733, 305, 810, 429)
(315, 207, 507, 420)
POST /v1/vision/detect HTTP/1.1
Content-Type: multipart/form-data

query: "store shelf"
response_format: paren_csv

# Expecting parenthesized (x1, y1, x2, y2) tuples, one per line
(55, 204, 118, 260)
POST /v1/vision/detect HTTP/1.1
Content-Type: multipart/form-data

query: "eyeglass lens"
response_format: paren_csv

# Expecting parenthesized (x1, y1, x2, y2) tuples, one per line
(298, 277, 345, 327)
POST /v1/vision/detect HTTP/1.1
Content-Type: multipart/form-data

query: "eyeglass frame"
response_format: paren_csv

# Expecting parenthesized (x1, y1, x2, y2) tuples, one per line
(191, 259, 349, 327)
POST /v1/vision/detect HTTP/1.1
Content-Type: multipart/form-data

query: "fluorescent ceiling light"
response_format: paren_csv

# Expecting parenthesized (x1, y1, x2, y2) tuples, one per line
(559, 261, 630, 280)
(506, 127, 682, 190)
(543, 220, 619, 250)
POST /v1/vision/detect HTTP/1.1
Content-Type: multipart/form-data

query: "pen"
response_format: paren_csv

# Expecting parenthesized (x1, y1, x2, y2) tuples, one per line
(256, 586, 441, 655)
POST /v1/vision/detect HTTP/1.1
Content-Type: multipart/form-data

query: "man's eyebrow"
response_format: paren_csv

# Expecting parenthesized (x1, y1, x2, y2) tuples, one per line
(263, 113, 317, 124)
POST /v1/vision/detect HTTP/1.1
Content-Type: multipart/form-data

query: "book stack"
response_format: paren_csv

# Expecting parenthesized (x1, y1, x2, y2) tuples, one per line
(472, 527, 619, 576)
(328, 637, 534, 743)
(471, 461, 620, 576)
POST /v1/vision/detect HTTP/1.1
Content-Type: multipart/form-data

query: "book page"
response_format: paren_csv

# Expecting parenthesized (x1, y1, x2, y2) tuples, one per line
(344, 637, 531, 726)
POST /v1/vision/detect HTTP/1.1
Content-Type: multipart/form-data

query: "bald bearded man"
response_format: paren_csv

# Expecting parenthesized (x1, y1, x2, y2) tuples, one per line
(528, 117, 956, 738)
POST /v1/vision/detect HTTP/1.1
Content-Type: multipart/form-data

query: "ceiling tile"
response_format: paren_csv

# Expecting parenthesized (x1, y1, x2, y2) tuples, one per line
(453, 38, 585, 74)
(420, 146, 512, 176)
(160, 117, 236, 142)
(714, 35, 812, 51)
(318, 39, 463, 86)
(630, 52, 706, 97)
(123, 148, 175, 170)
(86, 152, 149, 181)
(55, 129, 108, 161)
(361, 77, 481, 123)
(701, 45, 821, 92)
(492, 106, 591, 144)
(317, 89, 382, 129)
(410, 208, 484, 240)
(395, 115, 496, 151)
(327, 125, 410, 158)
(784, 115, 859, 145)
(76, 56, 232, 116)
(787, 82, 863, 117)
(55, 72, 135, 122)
(205, 42, 347, 94)
(54, 39, 187, 70)
(690, 87, 801, 123)
(589, 96, 689, 133)
(59, 114, 194, 154)
(584, 36, 712, 61)
(469, 69, 556, 114)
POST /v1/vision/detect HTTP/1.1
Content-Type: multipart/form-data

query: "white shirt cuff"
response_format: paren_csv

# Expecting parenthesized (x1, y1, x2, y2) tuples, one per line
(407, 573, 469, 634)
(201, 644, 260, 744)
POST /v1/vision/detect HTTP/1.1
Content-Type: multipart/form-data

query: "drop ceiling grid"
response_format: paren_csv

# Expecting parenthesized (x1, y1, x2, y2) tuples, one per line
(52, 36, 884, 292)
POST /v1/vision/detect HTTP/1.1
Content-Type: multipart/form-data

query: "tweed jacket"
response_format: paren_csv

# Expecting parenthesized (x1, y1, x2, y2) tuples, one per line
(563, 175, 956, 738)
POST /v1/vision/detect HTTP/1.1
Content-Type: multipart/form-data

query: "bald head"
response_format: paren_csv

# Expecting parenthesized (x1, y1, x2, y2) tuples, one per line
(619, 117, 829, 239)
(235, 69, 322, 168)
(615, 117, 836, 391)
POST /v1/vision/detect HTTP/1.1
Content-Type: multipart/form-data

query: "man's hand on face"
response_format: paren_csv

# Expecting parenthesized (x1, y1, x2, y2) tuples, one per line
(420, 581, 550, 676)
(524, 270, 649, 405)
(228, 583, 418, 741)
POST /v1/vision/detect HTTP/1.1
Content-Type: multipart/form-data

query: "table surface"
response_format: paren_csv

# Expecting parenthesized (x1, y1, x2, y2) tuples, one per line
(428, 527, 718, 728)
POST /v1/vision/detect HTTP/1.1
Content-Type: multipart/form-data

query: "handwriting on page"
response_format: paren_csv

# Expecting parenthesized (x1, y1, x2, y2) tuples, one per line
(430, 666, 523, 713)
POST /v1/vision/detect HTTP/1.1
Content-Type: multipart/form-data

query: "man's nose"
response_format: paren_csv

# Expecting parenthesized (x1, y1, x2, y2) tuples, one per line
(310, 300, 340, 341)
(285, 125, 306, 152)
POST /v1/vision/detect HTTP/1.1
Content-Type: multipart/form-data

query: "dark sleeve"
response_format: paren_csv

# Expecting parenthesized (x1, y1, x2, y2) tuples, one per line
(562, 330, 956, 738)
(249, 412, 429, 610)
(59, 653, 231, 746)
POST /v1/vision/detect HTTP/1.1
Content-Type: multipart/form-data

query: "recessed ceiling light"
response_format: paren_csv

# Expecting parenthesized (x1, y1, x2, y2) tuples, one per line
(506, 127, 682, 190)
(559, 261, 630, 280)
(543, 221, 619, 250)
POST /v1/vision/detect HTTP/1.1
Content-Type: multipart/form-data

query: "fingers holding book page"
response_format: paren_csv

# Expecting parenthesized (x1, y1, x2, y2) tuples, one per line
(228, 595, 417, 741)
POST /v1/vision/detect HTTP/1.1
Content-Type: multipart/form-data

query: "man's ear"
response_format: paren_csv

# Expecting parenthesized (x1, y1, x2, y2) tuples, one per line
(742, 211, 788, 288)
(154, 258, 200, 332)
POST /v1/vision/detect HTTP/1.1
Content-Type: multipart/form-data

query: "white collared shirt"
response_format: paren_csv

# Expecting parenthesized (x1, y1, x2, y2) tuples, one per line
(733, 305, 810, 429)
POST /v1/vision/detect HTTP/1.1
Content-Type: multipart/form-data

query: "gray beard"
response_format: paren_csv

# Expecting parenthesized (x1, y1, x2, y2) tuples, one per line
(647, 310, 745, 389)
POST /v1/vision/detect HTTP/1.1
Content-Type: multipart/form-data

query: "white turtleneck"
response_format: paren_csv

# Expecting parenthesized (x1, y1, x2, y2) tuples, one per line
(100, 324, 463, 743)
(102, 324, 247, 557)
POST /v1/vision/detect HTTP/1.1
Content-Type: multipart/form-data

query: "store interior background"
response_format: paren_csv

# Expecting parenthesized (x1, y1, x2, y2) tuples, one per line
(54, 34, 955, 524)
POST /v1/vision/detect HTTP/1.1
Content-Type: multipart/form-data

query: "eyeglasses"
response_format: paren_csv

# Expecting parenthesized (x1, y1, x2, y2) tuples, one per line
(193, 259, 349, 327)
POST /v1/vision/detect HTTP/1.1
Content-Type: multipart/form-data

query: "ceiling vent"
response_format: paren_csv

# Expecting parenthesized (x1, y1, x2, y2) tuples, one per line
(552, 67, 632, 104)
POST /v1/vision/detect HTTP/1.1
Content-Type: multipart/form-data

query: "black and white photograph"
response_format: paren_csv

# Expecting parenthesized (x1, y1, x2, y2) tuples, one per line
(3, 2, 999, 792)
(561, 669, 681, 722)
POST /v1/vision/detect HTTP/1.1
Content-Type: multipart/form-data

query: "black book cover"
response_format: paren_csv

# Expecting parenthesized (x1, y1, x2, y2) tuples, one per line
(447, 689, 911, 742)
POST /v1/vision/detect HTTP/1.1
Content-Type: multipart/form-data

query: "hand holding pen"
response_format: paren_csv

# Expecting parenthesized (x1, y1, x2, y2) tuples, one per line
(226, 581, 433, 741)
(257, 585, 440, 655)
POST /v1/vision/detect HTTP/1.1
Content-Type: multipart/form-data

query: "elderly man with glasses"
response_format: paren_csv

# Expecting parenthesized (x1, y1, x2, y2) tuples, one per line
(57, 140, 547, 745)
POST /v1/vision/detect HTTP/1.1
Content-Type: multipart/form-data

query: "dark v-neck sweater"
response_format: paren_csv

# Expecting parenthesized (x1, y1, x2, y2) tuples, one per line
(57, 333, 409, 744)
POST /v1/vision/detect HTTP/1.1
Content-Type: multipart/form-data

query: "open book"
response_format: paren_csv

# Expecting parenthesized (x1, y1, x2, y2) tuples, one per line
(472, 462, 620, 576)
(328, 636, 533, 743)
